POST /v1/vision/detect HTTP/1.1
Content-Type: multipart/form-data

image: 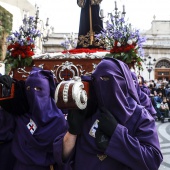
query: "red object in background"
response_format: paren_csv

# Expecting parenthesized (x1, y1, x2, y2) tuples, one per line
(62, 48, 108, 54)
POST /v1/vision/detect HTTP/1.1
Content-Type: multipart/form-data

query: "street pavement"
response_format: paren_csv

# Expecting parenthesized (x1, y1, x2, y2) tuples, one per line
(156, 120, 170, 170)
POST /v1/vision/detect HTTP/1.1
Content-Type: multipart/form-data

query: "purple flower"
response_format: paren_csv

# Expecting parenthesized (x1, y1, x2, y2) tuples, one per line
(95, 12, 146, 70)
(6, 16, 41, 46)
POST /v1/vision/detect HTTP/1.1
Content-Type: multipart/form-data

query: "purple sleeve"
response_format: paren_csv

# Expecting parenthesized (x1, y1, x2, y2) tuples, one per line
(105, 110, 163, 170)
(141, 85, 151, 96)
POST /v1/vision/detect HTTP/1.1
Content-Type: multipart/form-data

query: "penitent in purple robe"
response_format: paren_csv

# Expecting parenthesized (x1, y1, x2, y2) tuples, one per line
(131, 72, 157, 118)
(138, 75, 151, 96)
(53, 58, 163, 170)
(12, 70, 68, 170)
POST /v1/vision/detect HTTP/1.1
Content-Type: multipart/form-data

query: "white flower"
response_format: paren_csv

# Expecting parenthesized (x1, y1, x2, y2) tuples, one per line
(117, 42, 121, 47)
(132, 38, 136, 43)
(127, 39, 132, 45)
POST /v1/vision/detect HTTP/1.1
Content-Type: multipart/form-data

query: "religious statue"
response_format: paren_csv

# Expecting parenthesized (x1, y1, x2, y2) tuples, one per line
(76, 0, 106, 49)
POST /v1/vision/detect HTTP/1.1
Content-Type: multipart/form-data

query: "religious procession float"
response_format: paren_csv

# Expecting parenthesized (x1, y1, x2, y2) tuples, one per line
(0, 0, 146, 106)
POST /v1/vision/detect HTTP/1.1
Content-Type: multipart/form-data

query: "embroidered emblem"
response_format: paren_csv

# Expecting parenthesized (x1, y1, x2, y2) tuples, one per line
(97, 154, 107, 161)
(89, 119, 99, 138)
(27, 119, 37, 134)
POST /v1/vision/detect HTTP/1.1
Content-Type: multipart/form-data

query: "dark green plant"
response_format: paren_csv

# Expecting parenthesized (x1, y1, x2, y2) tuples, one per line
(0, 5, 13, 60)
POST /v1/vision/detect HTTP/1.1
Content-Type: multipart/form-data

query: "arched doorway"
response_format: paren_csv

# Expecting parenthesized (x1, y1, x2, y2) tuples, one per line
(155, 59, 170, 81)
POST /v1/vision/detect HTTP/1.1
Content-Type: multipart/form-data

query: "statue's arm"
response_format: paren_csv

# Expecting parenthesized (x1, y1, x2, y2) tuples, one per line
(91, 0, 103, 5)
(77, 0, 86, 8)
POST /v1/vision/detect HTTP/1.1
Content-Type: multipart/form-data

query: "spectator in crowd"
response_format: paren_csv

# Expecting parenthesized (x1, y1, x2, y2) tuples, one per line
(153, 92, 164, 120)
(165, 80, 170, 98)
(138, 75, 151, 96)
(149, 83, 157, 96)
(156, 84, 166, 98)
(162, 78, 168, 85)
(155, 80, 162, 89)
(154, 92, 163, 103)
(151, 79, 156, 88)
(131, 72, 157, 118)
(159, 98, 169, 120)
(165, 80, 170, 88)
(166, 98, 170, 111)
(53, 58, 163, 170)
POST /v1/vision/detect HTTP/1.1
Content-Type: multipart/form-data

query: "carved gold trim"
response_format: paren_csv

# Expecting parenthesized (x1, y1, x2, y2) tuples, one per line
(77, 32, 106, 48)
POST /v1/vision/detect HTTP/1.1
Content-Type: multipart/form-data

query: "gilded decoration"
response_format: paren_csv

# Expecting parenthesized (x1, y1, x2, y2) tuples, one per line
(97, 154, 107, 161)
(77, 32, 106, 49)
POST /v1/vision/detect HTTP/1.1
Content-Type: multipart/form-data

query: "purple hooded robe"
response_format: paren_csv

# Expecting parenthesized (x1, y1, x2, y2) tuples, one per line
(131, 72, 157, 118)
(53, 58, 163, 170)
(11, 70, 68, 170)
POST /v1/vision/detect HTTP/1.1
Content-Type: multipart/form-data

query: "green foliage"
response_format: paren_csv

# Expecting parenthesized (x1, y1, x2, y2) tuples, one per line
(4, 55, 33, 69)
(0, 8, 12, 34)
(0, 6, 13, 60)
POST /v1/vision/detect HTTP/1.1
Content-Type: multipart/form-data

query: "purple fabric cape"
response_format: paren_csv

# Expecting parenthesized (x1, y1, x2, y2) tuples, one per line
(0, 108, 15, 141)
(131, 72, 157, 118)
(140, 85, 151, 96)
(12, 70, 68, 170)
(53, 58, 163, 170)
(0, 108, 16, 170)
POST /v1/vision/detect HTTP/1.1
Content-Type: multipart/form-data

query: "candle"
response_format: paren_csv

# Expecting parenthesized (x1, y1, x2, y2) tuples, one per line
(46, 18, 49, 26)
(47, 29, 50, 36)
(115, 1, 117, 9)
(24, 14, 27, 19)
(129, 23, 132, 31)
(123, 5, 125, 13)
(100, 9, 104, 18)
(36, 9, 39, 18)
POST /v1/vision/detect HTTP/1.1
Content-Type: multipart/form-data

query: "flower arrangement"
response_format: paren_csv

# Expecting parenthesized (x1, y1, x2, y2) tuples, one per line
(4, 16, 41, 69)
(95, 13, 146, 70)
(61, 33, 77, 51)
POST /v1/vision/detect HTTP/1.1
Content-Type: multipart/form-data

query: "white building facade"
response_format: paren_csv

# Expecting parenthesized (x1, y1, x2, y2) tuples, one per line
(142, 20, 170, 81)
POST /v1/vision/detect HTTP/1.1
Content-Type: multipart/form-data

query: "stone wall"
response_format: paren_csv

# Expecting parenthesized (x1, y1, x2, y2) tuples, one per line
(43, 33, 78, 53)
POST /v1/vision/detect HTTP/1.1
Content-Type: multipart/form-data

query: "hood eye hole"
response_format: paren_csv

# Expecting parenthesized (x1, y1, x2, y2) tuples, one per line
(34, 87, 41, 91)
(26, 86, 30, 90)
(100, 76, 109, 81)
